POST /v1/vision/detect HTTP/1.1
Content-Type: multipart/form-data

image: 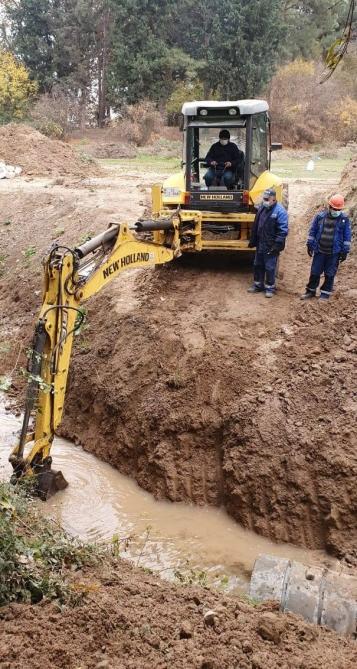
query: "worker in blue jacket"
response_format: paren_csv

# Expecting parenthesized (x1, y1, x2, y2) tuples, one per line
(247, 188, 289, 298)
(301, 193, 351, 300)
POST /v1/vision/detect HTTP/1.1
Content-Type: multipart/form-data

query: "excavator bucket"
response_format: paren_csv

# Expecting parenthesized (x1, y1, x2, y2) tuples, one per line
(36, 468, 68, 501)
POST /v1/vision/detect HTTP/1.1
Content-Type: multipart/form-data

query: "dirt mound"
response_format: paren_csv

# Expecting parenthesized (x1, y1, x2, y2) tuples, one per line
(0, 124, 100, 177)
(84, 142, 137, 159)
(0, 558, 355, 669)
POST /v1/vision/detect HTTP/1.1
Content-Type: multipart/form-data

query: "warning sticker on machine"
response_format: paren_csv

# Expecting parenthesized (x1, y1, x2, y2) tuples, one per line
(200, 194, 234, 201)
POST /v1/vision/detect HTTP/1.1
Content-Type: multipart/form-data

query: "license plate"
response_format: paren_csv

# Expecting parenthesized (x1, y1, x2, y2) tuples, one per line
(199, 194, 234, 201)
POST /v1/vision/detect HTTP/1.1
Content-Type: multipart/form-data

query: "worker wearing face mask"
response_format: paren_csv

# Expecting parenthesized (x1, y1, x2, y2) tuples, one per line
(204, 129, 244, 188)
(247, 189, 288, 298)
(301, 194, 351, 300)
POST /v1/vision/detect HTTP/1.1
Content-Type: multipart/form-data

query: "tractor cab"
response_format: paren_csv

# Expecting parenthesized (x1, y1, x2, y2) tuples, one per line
(152, 99, 283, 252)
(182, 100, 281, 212)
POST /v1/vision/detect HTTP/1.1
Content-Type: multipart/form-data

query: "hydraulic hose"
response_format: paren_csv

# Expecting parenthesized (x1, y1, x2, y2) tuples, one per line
(16, 319, 47, 458)
(75, 226, 119, 258)
(135, 219, 174, 232)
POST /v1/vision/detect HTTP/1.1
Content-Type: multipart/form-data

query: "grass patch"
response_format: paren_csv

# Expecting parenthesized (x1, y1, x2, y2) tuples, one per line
(271, 157, 349, 181)
(22, 246, 37, 260)
(102, 154, 349, 180)
(100, 154, 181, 174)
(0, 481, 104, 606)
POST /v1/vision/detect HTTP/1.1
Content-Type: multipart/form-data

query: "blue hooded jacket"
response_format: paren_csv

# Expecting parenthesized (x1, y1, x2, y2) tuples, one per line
(307, 210, 351, 255)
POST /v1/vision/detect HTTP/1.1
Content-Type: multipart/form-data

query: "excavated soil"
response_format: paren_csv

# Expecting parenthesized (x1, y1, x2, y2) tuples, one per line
(58, 168, 357, 562)
(0, 124, 100, 176)
(0, 151, 356, 667)
(1, 557, 356, 669)
(1, 160, 356, 563)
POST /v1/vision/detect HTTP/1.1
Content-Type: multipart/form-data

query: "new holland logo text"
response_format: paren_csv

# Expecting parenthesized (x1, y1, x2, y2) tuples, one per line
(200, 194, 234, 201)
(103, 252, 153, 279)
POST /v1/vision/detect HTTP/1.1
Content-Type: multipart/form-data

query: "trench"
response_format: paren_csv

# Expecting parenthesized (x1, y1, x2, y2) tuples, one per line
(0, 405, 338, 593)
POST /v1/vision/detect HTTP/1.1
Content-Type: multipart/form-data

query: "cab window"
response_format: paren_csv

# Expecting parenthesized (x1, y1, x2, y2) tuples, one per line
(250, 113, 268, 183)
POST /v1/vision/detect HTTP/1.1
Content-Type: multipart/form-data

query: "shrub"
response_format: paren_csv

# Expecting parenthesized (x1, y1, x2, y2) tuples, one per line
(332, 96, 357, 143)
(0, 51, 37, 123)
(0, 481, 101, 606)
(266, 57, 357, 146)
(166, 79, 205, 125)
(115, 100, 163, 146)
(30, 88, 83, 138)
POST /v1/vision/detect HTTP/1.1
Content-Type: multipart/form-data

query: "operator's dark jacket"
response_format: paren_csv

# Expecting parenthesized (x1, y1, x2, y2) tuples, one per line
(205, 141, 244, 178)
(249, 202, 288, 252)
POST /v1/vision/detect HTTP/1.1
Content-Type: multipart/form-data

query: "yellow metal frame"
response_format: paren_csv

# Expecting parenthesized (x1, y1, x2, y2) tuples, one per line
(153, 170, 283, 252)
(153, 209, 256, 252)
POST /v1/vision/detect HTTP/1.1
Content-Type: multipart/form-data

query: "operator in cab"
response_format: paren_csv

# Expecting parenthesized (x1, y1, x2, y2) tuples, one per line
(204, 129, 244, 189)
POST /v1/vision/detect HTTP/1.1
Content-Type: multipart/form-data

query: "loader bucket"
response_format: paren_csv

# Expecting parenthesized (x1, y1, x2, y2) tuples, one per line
(36, 468, 68, 501)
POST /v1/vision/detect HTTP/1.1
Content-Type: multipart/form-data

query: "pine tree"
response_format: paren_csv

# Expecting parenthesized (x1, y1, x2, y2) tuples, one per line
(281, 0, 351, 60)
(4, 0, 54, 91)
(108, 0, 199, 105)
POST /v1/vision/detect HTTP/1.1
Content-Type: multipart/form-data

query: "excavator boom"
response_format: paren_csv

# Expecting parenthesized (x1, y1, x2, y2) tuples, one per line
(10, 222, 177, 499)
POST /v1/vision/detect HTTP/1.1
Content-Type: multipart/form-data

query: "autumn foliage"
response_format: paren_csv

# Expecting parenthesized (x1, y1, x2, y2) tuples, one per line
(0, 51, 37, 123)
(266, 57, 357, 146)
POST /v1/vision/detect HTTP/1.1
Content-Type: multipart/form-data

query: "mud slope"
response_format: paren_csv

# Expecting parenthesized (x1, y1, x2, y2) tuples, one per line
(1, 559, 356, 669)
(61, 179, 357, 559)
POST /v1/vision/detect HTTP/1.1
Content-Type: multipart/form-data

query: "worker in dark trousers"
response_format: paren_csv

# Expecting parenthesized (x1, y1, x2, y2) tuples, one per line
(204, 129, 244, 188)
(247, 188, 288, 298)
(301, 194, 351, 300)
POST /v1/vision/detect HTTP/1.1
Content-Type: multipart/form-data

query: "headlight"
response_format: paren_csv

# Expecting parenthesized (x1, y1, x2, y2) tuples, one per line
(228, 108, 237, 115)
(199, 109, 208, 116)
(163, 187, 181, 198)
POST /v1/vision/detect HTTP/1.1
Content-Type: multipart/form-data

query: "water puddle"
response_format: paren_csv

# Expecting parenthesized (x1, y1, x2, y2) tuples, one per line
(0, 406, 338, 593)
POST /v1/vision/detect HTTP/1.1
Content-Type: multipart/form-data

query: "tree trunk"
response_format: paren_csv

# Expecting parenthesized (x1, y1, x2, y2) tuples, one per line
(97, 9, 111, 127)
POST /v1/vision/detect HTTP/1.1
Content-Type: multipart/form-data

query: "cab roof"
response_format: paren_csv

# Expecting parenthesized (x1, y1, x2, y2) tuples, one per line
(181, 99, 269, 116)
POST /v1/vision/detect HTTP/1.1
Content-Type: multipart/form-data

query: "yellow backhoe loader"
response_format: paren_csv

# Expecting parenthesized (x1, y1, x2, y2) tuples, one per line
(9, 98, 284, 498)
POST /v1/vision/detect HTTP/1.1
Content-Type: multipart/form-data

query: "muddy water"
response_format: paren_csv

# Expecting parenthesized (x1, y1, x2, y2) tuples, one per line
(0, 407, 337, 593)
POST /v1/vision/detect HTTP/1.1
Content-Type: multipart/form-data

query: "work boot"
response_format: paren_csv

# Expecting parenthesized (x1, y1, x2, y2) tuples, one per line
(247, 284, 263, 293)
(300, 291, 316, 300)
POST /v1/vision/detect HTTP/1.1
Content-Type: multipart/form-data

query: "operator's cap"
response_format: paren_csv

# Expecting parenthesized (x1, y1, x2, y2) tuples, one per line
(263, 188, 276, 198)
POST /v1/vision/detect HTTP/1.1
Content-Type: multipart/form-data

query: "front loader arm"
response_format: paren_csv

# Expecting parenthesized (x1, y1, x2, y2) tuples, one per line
(10, 223, 176, 498)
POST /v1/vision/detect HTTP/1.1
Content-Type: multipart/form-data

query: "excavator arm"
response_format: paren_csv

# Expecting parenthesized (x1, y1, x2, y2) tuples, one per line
(9, 222, 178, 499)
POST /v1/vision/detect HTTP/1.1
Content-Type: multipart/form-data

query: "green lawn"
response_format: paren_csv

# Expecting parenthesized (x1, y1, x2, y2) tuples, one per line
(99, 153, 350, 181)
(270, 157, 349, 181)
(100, 155, 181, 173)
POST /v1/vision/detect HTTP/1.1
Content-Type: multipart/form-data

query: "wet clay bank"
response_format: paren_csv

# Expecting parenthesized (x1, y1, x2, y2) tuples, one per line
(59, 174, 357, 563)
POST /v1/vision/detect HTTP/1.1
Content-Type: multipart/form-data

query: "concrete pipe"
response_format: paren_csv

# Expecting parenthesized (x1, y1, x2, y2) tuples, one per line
(249, 554, 357, 636)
